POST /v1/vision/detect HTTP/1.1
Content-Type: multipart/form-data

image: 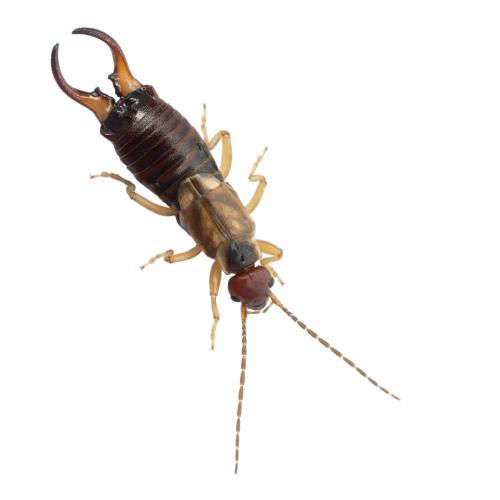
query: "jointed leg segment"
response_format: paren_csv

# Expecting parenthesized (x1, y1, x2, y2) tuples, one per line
(200, 102, 271, 214)
(140, 246, 201, 270)
(90, 172, 176, 216)
(245, 147, 268, 214)
(257, 238, 286, 288)
(201, 104, 232, 180)
(209, 261, 222, 350)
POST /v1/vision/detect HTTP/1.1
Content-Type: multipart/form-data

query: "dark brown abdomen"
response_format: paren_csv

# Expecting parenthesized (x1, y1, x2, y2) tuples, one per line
(101, 86, 221, 211)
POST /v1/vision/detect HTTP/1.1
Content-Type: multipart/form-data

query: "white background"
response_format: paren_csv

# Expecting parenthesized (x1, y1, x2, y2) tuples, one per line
(0, 1, 500, 499)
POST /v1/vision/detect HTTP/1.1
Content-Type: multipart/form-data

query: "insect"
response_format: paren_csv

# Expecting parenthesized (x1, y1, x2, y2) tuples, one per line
(51, 28, 399, 473)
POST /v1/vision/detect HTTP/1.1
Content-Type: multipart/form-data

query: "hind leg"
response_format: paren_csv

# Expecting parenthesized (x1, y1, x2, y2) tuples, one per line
(90, 172, 176, 216)
(200, 104, 233, 180)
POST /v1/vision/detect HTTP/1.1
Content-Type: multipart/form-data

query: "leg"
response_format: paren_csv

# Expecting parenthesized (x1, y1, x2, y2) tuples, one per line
(200, 104, 233, 180)
(209, 260, 222, 350)
(245, 147, 268, 214)
(258, 240, 284, 285)
(90, 172, 176, 216)
(140, 245, 201, 270)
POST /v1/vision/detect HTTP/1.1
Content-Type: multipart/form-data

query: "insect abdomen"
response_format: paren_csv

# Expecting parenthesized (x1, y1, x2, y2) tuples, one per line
(100, 86, 221, 211)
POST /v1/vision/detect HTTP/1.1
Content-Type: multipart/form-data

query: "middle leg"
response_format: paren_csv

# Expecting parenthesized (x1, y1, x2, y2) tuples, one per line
(245, 147, 268, 214)
(140, 245, 201, 270)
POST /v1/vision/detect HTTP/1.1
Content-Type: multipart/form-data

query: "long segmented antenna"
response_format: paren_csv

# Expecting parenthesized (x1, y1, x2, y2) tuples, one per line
(269, 293, 400, 401)
(235, 304, 248, 475)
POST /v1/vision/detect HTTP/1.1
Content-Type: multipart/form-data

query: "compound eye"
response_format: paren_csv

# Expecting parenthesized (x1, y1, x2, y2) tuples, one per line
(268, 278, 275, 289)
(227, 291, 241, 304)
(228, 266, 272, 308)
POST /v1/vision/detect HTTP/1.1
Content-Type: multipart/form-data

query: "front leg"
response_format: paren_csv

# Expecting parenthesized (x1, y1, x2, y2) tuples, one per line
(258, 240, 284, 285)
(209, 260, 222, 350)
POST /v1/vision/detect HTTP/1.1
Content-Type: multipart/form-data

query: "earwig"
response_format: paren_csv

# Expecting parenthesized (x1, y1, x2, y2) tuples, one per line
(51, 28, 400, 474)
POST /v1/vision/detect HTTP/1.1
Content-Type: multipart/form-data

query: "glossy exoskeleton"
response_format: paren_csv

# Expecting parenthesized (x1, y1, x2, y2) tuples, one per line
(51, 28, 400, 475)
(51, 27, 269, 282)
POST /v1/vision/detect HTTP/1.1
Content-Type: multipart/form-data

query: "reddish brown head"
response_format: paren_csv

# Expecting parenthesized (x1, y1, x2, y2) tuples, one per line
(228, 266, 275, 310)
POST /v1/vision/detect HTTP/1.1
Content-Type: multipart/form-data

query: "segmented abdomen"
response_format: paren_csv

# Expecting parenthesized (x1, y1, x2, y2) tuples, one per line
(110, 98, 221, 211)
